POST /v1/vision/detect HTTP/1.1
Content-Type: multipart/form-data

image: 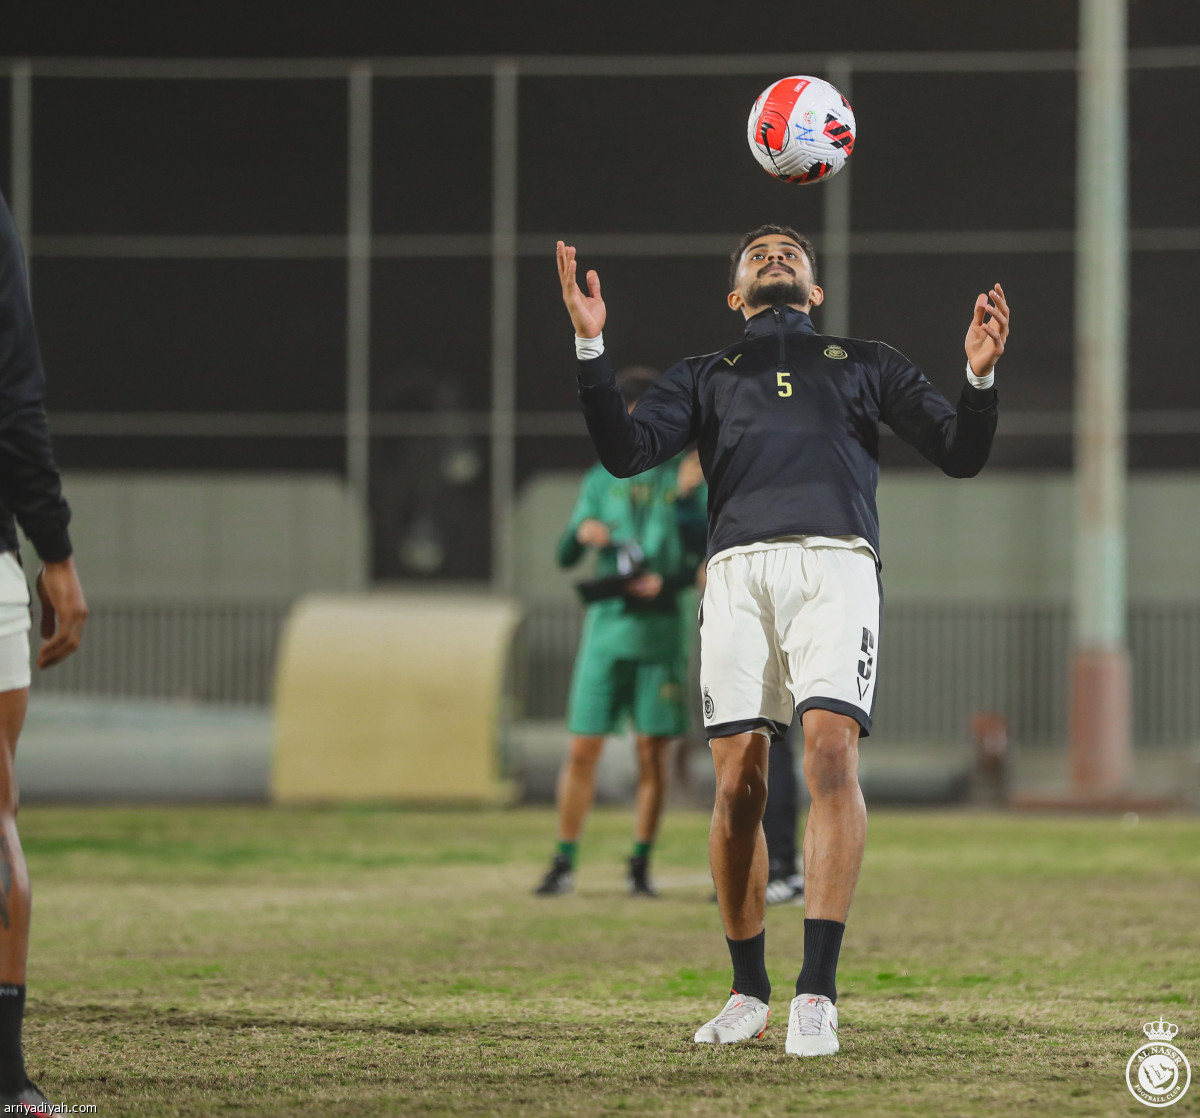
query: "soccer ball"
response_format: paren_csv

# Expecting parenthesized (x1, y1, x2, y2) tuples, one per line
(747, 76, 856, 185)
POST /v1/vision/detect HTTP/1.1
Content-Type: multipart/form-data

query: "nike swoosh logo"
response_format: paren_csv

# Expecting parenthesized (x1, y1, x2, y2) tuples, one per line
(723, 354, 742, 366)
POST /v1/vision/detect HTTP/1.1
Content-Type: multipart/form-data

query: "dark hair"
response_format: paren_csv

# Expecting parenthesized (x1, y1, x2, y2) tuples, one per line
(728, 224, 817, 290)
(616, 365, 659, 407)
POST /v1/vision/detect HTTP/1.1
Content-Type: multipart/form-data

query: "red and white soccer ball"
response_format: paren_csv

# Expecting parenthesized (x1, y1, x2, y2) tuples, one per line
(747, 75, 856, 185)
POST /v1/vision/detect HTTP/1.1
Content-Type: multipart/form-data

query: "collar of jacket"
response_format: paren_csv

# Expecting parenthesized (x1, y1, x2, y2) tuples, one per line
(742, 304, 815, 339)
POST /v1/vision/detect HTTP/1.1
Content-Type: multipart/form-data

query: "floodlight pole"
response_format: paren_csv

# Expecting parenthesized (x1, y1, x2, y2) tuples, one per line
(346, 63, 373, 568)
(490, 59, 519, 595)
(1069, 0, 1132, 795)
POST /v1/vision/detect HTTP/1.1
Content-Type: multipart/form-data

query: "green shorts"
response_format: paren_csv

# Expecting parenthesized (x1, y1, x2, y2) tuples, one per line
(565, 654, 690, 737)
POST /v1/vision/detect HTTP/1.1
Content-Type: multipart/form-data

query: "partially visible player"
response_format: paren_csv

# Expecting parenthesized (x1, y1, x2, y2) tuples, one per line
(0, 191, 88, 1113)
(557, 225, 1005, 1055)
(764, 728, 805, 905)
(535, 369, 706, 898)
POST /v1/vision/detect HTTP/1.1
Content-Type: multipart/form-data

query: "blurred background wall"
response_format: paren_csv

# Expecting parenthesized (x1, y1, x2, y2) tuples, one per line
(5, 1, 1199, 798)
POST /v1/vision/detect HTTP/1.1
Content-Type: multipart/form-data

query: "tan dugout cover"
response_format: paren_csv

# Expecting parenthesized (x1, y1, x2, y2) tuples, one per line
(271, 594, 519, 803)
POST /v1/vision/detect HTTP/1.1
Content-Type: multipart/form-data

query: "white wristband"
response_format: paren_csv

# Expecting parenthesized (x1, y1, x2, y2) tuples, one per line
(966, 360, 994, 390)
(575, 333, 605, 360)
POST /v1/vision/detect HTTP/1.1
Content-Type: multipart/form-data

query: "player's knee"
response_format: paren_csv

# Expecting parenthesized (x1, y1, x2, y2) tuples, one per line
(803, 729, 859, 798)
(715, 765, 767, 826)
(0, 755, 17, 817)
(636, 736, 671, 773)
(567, 737, 604, 769)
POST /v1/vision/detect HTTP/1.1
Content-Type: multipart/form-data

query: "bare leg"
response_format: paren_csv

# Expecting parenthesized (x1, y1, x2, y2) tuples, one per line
(799, 709, 866, 922)
(0, 688, 30, 985)
(709, 731, 771, 940)
(555, 735, 605, 842)
(632, 735, 672, 844)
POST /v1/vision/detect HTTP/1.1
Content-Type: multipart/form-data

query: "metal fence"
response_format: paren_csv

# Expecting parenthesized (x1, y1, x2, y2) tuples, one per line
(32, 599, 292, 706)
(511, 599, 1200, 747)
(32, 595, 1200, 745)
(6, 50, 1200, 588)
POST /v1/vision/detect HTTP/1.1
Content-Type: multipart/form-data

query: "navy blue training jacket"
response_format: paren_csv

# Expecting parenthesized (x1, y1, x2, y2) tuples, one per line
(576, 305, 997, 563)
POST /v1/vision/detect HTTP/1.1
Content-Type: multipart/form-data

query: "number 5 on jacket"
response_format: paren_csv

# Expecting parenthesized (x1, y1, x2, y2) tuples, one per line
(777, 371, 792, 398)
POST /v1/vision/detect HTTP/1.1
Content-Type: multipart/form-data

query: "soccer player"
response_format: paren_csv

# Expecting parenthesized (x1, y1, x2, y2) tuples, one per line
(0, 191, 88, 1112)
(534, 369, 707, 898)
(556, 225, 1006, 1055)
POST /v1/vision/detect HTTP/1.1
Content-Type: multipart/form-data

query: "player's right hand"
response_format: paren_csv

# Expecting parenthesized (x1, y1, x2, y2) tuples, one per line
(557, 241, 606, 339)
(576, 518, 611, 548)
(35, 557, 88, 669)
(626, 572, 664, 600)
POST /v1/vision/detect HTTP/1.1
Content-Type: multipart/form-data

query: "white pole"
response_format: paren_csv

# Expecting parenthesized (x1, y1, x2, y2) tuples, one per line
(490, 60, 519, 594)
(1069, 0, 1131, 795)
(346, 63, 373, 566)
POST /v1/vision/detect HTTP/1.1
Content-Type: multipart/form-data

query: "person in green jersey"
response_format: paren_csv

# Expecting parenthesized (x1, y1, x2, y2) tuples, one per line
(535, 369, 706, 898)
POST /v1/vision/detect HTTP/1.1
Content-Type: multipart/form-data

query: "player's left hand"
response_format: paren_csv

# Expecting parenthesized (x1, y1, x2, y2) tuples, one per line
(965, 283, 1009, 378)
(626, 572, 664, 600)
(35, 557, 88, 669)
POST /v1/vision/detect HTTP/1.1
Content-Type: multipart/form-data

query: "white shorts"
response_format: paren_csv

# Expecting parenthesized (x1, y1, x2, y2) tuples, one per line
(0, 552, 30, 693)
(699, 542, 881, 739)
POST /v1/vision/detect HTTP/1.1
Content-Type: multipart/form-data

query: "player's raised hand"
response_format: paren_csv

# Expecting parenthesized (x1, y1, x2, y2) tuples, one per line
(965, 283, 1009, 378)
(557, 241, 606, 339)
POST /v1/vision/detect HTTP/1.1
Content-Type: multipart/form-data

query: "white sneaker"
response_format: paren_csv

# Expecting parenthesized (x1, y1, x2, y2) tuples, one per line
(693, 993, 770, 1044)
(765, 874, 805, 905)
(785, 993, 839, 1056)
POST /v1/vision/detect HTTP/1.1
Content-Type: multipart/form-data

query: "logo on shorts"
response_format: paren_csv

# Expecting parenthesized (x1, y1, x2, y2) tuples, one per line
(703, 686, 715, 720)
(857, 628, 875, 701)
(824, 344, 848, 360)
(1127, 1018, 1191, 1107)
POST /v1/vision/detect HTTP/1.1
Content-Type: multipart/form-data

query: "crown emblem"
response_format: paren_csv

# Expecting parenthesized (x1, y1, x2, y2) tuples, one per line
(1144, 1017, 1180, 1042)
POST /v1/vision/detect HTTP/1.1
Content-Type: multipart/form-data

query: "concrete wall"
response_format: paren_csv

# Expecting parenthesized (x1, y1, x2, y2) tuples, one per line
(516, 471, 1200, 605)
(21, 473, 369, 598)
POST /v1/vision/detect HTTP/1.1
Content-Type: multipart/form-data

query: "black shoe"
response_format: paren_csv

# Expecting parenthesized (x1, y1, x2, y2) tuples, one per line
(765, 873, 805, 905)
(534, 854, 574, 895)
(0, 1080, 54, 1115)
(626, 855, 659, 897)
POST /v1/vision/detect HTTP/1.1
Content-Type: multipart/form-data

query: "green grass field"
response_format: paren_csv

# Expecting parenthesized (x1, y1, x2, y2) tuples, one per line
(16, 805, 1200, 1116)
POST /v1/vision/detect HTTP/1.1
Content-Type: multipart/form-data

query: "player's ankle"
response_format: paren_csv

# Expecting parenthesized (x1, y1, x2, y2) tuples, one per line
(726, 930, 771, 1004)
(795, 918, 845, 1003)
(0, 984, 28, 1096)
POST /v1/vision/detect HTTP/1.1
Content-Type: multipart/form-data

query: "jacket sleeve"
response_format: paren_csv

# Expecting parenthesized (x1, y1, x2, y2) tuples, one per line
(556, 467, 603, 569)
(576, 352, 698, 478)
(0, 195, 73, 562)
(876, 344, 997, 479)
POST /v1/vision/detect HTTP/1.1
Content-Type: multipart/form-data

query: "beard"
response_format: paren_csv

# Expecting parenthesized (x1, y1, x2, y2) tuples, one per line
(745, 269, 811, 309)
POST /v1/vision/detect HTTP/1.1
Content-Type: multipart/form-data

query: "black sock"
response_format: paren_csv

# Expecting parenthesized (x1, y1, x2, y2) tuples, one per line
(726, 931, 771, 1004)
(0, 985, 27, 1094)
(795, 919, 845, 1003)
